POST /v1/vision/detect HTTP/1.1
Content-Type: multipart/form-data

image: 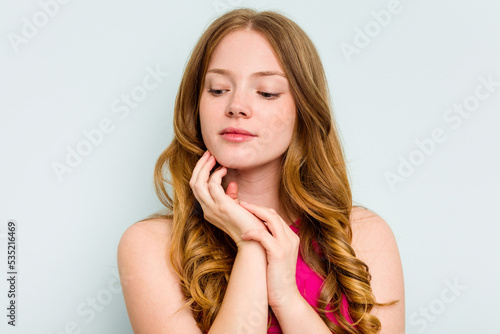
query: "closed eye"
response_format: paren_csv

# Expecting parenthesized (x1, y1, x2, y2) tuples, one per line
(259, 91, 281, 100)
(208, 88, 226, 96)
(208, 89, 281, 100)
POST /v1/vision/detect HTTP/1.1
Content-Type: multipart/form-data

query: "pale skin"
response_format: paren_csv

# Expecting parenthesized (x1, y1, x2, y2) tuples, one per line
(117, 29, 405, 333)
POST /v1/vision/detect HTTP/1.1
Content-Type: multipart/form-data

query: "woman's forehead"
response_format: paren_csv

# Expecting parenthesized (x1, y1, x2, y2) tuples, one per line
(207, 30, 284, 73)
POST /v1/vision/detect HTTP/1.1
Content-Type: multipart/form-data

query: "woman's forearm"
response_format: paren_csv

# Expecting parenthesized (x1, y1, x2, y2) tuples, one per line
(272, 292, 332, 334)
(208, 240, 268, 334)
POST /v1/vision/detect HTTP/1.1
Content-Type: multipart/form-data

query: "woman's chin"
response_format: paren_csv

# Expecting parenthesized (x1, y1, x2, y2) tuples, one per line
(211, 148, 285, 172)
(217, 159, 256, 170)
(213, 155, 257, 170)
(212, 149, 259, 169)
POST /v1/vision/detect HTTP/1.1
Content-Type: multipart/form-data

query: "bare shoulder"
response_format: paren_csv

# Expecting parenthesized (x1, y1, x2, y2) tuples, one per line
(117, 217, 173, 283)
(117, 217, 202, 334)
(349, 206, 405, 334)
(118, 217, 172, 253)
(350, 206, 396, 251)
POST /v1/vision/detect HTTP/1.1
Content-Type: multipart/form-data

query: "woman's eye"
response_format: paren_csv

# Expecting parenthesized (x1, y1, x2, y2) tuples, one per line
(208, 88, 280, 100)
(259, 91, 281, 100)
(208, 88, 226, 96)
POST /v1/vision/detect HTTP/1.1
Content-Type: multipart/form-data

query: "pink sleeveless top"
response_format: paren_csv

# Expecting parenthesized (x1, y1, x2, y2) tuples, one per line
(267, 221, 354, 333)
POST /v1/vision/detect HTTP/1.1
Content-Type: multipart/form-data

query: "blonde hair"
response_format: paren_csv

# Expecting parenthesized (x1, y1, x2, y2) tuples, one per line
(148, 8, 396, 333)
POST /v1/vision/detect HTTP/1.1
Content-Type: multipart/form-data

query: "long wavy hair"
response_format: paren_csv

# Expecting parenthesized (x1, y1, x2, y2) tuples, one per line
(147, 8, 396, 334)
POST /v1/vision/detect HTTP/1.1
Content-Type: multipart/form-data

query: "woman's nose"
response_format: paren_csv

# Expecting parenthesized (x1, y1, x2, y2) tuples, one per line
(225, 90, 252, 118)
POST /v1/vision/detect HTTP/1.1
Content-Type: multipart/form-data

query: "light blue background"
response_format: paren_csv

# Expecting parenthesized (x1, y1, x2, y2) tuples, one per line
(1, 0, 499, 333)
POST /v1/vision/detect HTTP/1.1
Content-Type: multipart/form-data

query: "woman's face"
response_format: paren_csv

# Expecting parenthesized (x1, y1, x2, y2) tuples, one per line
(199, 29, 296, 171)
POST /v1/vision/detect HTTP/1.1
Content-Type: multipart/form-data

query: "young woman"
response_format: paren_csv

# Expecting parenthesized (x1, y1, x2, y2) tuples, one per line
(117, 8, 404, 334)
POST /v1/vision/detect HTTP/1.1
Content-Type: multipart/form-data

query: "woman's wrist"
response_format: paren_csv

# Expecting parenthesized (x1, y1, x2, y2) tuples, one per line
(270, 290, 333, 334)
(228, 223, 268, 246)
(235, 236, 266, 251)
(270, 289, 305, 318)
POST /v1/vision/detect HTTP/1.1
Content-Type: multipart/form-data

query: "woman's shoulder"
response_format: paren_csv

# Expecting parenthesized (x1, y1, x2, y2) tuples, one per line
(117, 215, 203, 333)
(117, 216, 173, 264)
(117, 215, 174, 288)
(349, 205, 399, 262)
(349, 205, 405, 331)
(349, 206, 395, 246)
(118, 215, 173, 250)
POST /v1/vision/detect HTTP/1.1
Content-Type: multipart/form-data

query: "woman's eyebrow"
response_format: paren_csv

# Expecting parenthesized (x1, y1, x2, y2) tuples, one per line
(206, 68, 286, 78)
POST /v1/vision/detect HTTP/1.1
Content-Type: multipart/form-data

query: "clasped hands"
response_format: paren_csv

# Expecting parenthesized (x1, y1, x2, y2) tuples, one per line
(189, 150, 301, 308)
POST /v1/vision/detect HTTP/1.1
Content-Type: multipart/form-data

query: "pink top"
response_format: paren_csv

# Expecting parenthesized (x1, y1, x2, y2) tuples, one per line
(267, 221, 354, 333)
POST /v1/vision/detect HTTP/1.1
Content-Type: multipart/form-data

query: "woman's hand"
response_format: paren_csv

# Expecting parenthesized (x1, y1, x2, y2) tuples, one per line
(239, 201, 301, 309)
(189, 150, 267, 244)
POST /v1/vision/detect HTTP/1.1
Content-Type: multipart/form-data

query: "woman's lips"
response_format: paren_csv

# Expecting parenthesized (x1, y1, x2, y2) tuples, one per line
(220, 127, 256, 142)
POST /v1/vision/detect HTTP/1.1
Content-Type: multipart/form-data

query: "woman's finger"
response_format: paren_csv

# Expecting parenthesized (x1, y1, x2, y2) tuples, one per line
(190, 151, 210, 185)
(191, 152, 217, 203)
(207, 166, 232, 202)
(241, 229, 278, 253)
(240, 201, 287, 238)
(225, 181, 239, 202)
(195, 152, 217, 186)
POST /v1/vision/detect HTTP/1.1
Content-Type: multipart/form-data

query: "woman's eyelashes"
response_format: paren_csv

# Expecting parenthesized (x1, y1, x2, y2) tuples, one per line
(258, 91, 281, 99)
(207, 88, 281, 100)
(207, 88, 227, 96)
